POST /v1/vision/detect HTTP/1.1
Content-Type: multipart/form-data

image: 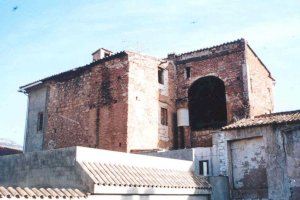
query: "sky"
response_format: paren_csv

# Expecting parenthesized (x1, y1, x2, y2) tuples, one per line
(0, 0, 299, 146)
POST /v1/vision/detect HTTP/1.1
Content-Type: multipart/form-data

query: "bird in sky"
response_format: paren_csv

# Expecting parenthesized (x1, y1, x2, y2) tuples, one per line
(12, 6, 18, 11)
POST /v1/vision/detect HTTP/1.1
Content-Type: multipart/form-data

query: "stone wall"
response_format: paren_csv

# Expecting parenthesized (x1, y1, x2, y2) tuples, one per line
(266, 124, 300, 200)
(215, 127, 269, 199)
(215, 124, 300, 200)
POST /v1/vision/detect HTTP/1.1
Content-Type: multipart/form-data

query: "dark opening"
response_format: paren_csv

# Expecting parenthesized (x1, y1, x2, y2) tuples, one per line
(37, 112, 44, 132)
(161, 107, 168, 125)
(188, 76, 227, 130)
(185, 67, 191, 79)
(199, 160, 209, 175)
(104, 52, 110, 57)
(158, 68, 164, 84)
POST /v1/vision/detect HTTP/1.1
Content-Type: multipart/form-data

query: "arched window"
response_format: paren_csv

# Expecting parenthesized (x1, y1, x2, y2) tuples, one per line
(188, 76, 227, 130)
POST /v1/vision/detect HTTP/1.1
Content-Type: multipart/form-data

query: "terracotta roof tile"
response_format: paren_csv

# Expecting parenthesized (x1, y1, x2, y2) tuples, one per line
(0, 186, 87, 199)
(19, 51, 127, 92)
(222, 110, 300, 130)
(79, 162, 211, 190)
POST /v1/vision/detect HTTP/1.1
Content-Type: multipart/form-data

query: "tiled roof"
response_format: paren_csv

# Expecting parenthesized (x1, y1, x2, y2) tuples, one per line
(0, 186, 87, 199)
(173, 38, 274, 80)
(79, 162, 211, 190)
(176, 38, 245, 57)
(223, 110, 300, 130)
(19, 51, 127, 92)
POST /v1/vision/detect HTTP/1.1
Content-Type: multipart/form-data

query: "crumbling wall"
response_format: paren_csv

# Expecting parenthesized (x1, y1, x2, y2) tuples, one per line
(245, 45, 275, 116)
(230, 137, 268, 199)
(266, 124, 300, 200)
(214, 127, 270, 199)
(283, 126, 300, 200)
(44, 55, 129, 152)
(174, 40, 248, 147)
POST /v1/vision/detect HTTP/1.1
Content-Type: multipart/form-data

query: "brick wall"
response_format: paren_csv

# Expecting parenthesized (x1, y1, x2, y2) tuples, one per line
(173, 40, 249, 147)
(44, 54, 129, 152)
(23, 39, 275, 152)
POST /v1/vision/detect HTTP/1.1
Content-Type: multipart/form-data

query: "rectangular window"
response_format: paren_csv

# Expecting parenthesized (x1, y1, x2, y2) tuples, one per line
(185, 67, 191, 79)
(161, 107, 168, 125)
(199, 160, 209, 176)
(158, 68, 164, 84)
(37, 112, 44, 132)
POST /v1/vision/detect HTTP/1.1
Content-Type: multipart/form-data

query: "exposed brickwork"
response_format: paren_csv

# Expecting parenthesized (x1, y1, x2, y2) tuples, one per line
(173, 40, 248, 147)
(44, 55, 129, 152)
(21, 39, 275, 152)
(171, 39, 274, 147)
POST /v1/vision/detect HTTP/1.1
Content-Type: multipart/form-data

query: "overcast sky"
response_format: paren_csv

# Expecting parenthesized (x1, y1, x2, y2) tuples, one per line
(0, 0, 299, 145)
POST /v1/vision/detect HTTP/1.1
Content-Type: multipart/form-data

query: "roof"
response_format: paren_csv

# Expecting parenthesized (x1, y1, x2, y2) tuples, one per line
(223, 110, 300, 130)
(176, 38, 245, 57)
(79, 161, 211, 190)
(172, 38, 274, 80)
(19, 51, 127, 92)
(0, 147, 22, 156)
(0, 186, 87, 199)
(0, 139, 22, 151)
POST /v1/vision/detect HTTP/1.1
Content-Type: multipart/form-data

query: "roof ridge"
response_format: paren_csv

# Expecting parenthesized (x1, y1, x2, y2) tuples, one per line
(255, 109, 300, 118)
(175, 38, 245, 57)
(19, 51, 127, 91)
(223, 109, 300, 130)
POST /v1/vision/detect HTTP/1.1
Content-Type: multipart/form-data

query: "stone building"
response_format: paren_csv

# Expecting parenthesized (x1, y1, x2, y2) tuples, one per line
(19, 39, 274, 153)
(148, 110, 300, 199)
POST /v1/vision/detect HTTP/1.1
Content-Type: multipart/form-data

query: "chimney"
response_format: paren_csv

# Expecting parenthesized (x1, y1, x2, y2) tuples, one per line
(92, 48, 113, 61)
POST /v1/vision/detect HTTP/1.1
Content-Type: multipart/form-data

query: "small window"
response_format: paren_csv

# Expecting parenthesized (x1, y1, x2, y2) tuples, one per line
(199, 160, 209, 176)
(185, 67, 191, 79)
(161, 108, 168, 125)
(158, 68, 164, 84)
(37, 112, 44, 132)
(104, 52, 110, 57)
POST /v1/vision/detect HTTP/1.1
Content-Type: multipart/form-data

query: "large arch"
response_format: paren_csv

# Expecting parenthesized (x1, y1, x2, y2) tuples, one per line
(188, 76, 227, 130)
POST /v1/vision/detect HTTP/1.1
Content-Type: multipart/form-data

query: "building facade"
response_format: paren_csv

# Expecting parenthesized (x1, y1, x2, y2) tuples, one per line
(147, 110, 300, 199)
(20, 39, 274, 153)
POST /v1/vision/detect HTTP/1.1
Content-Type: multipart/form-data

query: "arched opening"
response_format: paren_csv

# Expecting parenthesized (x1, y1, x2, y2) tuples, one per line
(188, 76, 227, 130)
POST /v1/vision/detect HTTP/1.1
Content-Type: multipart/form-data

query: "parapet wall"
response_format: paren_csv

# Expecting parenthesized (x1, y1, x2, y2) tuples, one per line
(0, 146, 195, 192)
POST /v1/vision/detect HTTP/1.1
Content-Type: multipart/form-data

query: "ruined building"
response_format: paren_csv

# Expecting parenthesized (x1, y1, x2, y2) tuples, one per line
(16, 38, 300, 199)
(20, 39, 274, 153)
